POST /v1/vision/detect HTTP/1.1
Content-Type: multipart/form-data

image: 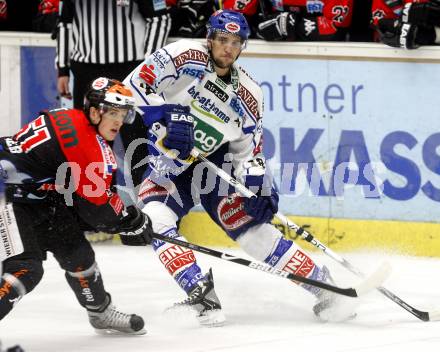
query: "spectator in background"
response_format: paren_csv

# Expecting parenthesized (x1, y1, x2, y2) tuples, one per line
(0, 0, 39, 31)
(348, 0, 374, 41)
(221, 0, 353, 41)
(55, 0, 171, 188)
(32, 0, 60, 33)
(372, 0, 440, 49)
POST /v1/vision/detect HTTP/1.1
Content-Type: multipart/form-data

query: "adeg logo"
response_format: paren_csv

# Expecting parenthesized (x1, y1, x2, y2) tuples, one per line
(225, 22, 240, 33)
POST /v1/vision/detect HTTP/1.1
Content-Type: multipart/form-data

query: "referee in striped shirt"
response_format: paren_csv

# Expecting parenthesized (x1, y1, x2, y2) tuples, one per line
(55, 0, 171, 189)
(56, 0, 171, 107)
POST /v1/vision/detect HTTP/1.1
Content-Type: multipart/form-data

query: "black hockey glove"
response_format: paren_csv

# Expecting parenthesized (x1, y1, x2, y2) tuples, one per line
(178, 0, 210, 37)
(118, 206, 154, 246)
(377, 19, 436, 49)
(257, 12, 297, 41)
(402, 2, 440, 27)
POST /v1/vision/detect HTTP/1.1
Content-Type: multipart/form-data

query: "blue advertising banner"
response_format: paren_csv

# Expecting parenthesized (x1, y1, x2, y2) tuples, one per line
(18, 47, 440, 223)
(20, 47, 58, 125)
(240, 57, 440, 222)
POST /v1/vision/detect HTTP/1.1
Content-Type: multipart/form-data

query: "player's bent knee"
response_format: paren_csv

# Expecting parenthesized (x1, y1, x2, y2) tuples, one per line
(237, 223, 282, 261)
(54, 240, 96, 272)
(142, 201, 179, 233)
(2, 259, 44, 295)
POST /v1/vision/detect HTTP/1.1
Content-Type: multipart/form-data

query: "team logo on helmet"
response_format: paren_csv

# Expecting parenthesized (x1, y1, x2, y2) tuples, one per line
(225, 22, 240, 33)
(91, 77, 109, 90)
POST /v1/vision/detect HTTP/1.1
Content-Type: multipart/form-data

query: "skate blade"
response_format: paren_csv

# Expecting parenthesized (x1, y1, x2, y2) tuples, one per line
(316, 312, 358, 323)
(197, 309, 226, 327)
(316, 296, 360, 323)
(165, 304, 226, 327)
(93, 327, 147, 336)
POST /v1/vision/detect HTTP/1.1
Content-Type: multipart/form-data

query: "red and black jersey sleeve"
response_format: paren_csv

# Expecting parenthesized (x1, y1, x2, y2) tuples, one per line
(371, 0, 404, 26)
(371, 0, 431, 25)
(0, 112, 65, 183)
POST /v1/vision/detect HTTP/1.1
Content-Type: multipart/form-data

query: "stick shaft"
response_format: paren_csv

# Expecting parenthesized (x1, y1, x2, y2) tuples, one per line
(153, 233, 359, 297)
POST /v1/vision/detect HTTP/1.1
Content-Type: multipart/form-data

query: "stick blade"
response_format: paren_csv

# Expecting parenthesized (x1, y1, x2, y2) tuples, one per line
(354, 261, 392, 296)
(427, 310, 440, 321)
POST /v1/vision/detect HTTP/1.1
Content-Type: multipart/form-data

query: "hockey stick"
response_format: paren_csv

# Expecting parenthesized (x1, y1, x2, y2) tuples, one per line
(152, 233, 389, 298)
(190, 150, 440, 321)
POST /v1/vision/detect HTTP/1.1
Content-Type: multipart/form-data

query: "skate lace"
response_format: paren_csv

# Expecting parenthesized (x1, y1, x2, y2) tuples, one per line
(94, 304, 132, 328)
(175, 285, 204, 307)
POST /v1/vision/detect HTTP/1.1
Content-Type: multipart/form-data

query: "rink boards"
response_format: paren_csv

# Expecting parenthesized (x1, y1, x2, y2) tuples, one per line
(179, 212, 440, 257)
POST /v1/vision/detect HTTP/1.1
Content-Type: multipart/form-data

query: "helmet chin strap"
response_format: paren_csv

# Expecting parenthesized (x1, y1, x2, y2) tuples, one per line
(88, 108, 103, 127)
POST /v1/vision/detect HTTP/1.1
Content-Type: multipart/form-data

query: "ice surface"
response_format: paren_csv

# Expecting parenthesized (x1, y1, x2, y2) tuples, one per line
(1, 245, 440, 352)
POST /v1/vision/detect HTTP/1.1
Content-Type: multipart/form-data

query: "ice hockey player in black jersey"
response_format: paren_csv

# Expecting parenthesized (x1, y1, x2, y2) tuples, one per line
(0, 77, 154, 335)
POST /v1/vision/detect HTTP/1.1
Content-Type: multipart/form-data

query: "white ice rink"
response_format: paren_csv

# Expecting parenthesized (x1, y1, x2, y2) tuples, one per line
(1, 244, 440, 352)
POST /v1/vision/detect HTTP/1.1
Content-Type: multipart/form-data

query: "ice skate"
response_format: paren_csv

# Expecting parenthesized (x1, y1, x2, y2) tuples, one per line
(172, 269, 226, 327)
(87, 295, 146, 335)
(312, 266, 358, 322)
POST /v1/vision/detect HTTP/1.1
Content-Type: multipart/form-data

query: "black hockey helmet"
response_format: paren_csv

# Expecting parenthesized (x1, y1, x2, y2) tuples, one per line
(84, 77, 136, 124)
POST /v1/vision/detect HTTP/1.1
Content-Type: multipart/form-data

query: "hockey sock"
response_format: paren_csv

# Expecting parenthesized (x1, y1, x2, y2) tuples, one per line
(0, 273, 25, 319)
(264, 237, 328, 296)
(0, 259, 43, 320)
(64, 261, 107, 308)
(152, 227, 204, 294)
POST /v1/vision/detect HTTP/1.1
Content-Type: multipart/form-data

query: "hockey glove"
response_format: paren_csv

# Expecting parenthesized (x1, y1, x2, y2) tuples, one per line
(257, 12, 297, 41)
(118, 206, 154, 246)
(163, 106, 195, 160)
(243, 188, 279, 225)
(402, 2, 440, 27)
(243, 157, 279, 225)
(177, 0, 210, 37)
(378, 19, 436, 49)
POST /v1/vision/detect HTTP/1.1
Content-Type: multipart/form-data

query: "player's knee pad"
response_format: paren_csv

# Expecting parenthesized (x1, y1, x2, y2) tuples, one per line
(142, 201, 179, 233)
(64, 261, 107, 308)
(54, 239, 96, 272)
(237, 223, 282, 261)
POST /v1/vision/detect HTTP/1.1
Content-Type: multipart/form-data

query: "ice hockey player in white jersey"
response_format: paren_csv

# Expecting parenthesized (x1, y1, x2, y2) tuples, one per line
(123, 9, 355, 325)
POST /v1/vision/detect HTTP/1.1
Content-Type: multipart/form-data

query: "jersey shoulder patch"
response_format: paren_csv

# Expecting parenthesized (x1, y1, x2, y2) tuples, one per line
(172, 40, 209, 69)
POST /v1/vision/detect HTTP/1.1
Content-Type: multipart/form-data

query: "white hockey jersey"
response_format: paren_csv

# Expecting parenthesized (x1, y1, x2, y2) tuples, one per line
(124, 39, 266, 182)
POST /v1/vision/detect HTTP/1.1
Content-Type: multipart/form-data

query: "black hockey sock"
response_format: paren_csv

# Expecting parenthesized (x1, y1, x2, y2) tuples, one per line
(0, 273, 26, 320)
(64, 261, 107, 309)
(0, 259, 44, 320)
